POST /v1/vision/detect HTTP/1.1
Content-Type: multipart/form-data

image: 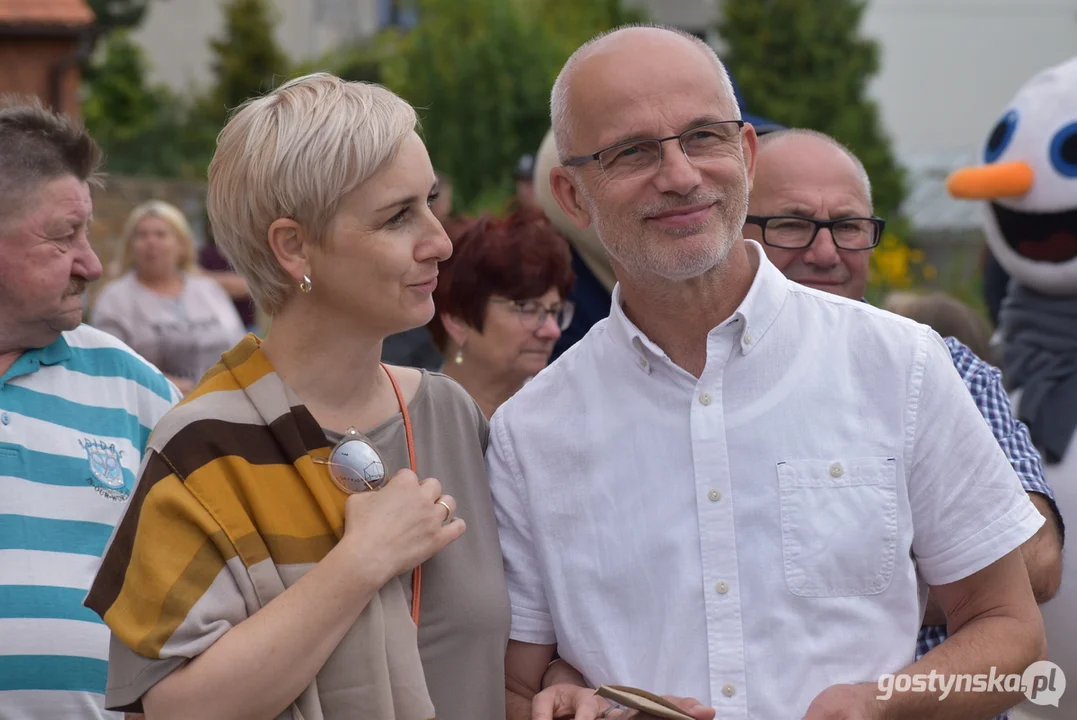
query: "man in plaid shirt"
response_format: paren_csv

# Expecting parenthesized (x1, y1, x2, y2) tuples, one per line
(744, 128, 1064, 720)
(914, 337, 1062, 719)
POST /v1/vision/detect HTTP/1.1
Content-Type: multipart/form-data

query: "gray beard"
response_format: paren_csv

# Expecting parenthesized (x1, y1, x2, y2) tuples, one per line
(592, 199, 747, 283)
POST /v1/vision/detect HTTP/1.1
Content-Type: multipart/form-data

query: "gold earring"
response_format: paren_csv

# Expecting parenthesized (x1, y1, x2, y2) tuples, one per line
(454, 348, 464, 365)
(299, 275, 312, 293)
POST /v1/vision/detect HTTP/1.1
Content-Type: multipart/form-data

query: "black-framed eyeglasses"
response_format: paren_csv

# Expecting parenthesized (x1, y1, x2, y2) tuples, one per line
(562, 120, 746, 181)
(491, 298, 575, 331)
(744, 214, 886, 250)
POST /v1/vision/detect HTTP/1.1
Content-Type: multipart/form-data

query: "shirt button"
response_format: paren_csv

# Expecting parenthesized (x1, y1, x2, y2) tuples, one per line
(715, 581, 729, 594)
(639, 357, 648, 369)
(743, 334, 753, 345)
(829, 462, 844, 478)
(0, 412, 8, 425)
(707, 489, 721, 502)
(699, 392, 712, 406)
(723, 684, 736, 697)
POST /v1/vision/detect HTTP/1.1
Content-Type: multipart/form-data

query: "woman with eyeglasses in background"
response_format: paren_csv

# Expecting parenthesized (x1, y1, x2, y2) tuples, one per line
(429, 206, 576, 418)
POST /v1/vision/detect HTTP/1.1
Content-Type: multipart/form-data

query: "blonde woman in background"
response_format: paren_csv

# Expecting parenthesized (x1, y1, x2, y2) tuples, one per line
(91, 200, 246, 393)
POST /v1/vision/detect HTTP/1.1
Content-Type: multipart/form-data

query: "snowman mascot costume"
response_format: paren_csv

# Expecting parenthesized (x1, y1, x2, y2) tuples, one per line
(948, 57, 1077, 718)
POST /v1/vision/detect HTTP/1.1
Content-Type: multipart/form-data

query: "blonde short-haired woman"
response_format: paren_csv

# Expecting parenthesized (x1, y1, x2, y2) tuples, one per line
(86, 73, 510, 720)
(91, 200, 246, 393)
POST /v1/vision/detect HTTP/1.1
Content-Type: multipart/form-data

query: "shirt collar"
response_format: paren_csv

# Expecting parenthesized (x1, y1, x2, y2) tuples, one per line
(0, 332, 72, 387)
(607, 239, 790, 373)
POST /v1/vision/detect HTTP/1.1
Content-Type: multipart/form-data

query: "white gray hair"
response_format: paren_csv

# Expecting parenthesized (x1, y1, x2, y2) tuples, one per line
(550, 24, 741, 161)
(206, 72, 419, 316)
(757, 128, 874, 210)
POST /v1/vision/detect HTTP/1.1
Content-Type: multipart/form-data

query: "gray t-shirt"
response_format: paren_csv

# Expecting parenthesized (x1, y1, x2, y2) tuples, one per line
(91, 272, 246, 384)
(323, 371, 511, 720)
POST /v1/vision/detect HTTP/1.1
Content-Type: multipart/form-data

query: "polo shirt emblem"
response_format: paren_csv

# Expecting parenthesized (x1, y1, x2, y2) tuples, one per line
(79, 438, 130, 502)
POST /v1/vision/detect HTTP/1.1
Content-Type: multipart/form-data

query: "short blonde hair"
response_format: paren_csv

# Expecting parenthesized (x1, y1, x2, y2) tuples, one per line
(119, 199, 196, 274)
(206, 72, 419, 316)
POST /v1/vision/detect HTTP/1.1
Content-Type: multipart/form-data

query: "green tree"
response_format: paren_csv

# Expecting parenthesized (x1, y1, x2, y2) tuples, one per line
(82, 0, 152, 81)
(83, 32, 157, 141)
(82, 32, 187, 176)
(382, 0, 645, 212)
(166, 0, 292, 178)
(80, 0, 295, 180)
(533, 0, 647, 54)
(203, 0, 291, 126)
(86, 0, 151, 35)
(292, 29, 406, 84)
(717, 0, 907, 221)
(381, 0, 562, 211)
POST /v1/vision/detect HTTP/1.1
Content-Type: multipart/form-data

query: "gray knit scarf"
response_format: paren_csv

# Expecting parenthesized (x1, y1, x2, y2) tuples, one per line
(999, 282, 1077, 464)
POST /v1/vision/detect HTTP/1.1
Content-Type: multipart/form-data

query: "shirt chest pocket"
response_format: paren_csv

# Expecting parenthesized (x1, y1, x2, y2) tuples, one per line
(777, 457, 898, 597)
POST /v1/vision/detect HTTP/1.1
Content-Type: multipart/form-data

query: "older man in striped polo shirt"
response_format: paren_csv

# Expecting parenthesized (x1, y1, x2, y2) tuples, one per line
(0, 98, 180, 718)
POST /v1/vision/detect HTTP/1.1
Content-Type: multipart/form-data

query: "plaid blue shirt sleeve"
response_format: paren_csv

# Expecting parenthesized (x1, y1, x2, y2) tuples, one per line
(914, 338, 1059, 720)
(942, 337, 1057, 505)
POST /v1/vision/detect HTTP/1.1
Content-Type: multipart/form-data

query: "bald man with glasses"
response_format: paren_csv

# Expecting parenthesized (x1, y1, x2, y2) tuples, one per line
(491, 25, 1049, 720)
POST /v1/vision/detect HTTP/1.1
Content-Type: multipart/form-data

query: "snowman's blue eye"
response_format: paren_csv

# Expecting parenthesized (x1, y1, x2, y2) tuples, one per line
(1049, 122, 1077, 178)
(984, 110, 1019, 163)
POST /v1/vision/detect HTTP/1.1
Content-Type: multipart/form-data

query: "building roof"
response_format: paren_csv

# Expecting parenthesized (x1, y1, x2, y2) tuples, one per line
(0, 0, 94, 27)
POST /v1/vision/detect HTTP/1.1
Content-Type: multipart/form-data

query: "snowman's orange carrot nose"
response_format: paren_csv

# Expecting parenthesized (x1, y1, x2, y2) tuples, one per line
(947, 161, 1034, 199)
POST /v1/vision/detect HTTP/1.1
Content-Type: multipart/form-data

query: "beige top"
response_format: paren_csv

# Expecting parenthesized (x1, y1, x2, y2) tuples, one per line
(91, 272, 246, 384)
(324, 371, 511, 720)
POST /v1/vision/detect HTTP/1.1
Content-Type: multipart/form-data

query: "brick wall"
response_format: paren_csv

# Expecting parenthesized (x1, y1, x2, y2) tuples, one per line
(0, 36, 84, 117)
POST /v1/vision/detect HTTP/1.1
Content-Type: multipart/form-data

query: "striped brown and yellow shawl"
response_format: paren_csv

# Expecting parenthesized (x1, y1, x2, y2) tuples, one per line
(85, 335, 435, 720)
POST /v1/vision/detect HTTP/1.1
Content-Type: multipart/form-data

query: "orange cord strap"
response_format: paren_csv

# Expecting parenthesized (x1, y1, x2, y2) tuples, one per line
(381, 363, 422, 625)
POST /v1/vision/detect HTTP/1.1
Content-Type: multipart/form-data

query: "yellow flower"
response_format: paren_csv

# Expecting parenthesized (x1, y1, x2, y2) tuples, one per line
(922, 264, 938, 280)
(867, 232, 929, 294)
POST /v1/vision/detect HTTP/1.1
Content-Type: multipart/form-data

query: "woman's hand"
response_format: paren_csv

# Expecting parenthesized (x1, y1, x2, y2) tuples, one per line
(141, 468, 459, 720)
(341, 469, 466, 584)
(532, 683, 611, 720)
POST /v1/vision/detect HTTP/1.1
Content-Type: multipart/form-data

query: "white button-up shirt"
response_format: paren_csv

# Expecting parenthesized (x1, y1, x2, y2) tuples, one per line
(487, 240, 1043, 720)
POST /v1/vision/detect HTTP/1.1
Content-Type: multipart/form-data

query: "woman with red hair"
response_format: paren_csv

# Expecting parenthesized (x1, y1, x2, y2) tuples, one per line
(429, 207, 575, 418)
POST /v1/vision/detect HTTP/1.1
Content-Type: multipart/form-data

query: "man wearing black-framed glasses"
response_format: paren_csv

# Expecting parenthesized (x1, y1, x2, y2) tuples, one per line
(745, 128, 1063, 720)
(742, 129, 882, 301)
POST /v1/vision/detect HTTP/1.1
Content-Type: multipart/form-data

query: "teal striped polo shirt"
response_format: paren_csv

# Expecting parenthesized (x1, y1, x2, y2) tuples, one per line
(0, 324, 180, 719)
